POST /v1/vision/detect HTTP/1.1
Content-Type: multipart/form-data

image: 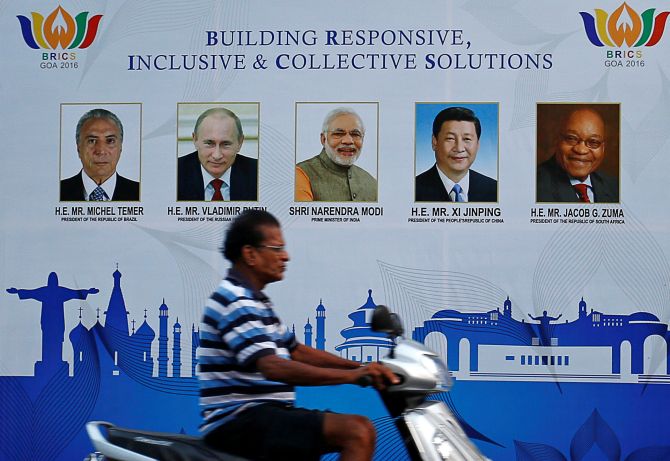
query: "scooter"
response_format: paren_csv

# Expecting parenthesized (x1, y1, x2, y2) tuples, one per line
(86, 305, 489, 461)
(368, 305, 490, 461)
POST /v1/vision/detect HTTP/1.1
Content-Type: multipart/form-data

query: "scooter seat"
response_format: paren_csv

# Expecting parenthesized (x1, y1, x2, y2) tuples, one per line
(106, 425, 249, 461)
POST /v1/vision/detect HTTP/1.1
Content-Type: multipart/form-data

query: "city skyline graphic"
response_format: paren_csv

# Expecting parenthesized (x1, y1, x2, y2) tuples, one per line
(1, 266, 669, 461)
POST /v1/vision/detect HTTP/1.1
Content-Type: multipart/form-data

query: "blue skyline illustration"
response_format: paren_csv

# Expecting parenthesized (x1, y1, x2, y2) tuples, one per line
(2, 268, 669, 461)
(413, 296, 670, 379)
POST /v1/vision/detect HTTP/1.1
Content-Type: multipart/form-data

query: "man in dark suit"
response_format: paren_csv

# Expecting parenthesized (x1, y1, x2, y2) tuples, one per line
(177, 108, 258, 201)
(60, 108, 140, 201)
(415, 107, 497, 202)
(537, 107, 618, 203)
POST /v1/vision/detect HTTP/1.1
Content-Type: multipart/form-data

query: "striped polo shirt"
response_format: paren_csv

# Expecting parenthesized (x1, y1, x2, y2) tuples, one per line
(198, 270, 297, 435)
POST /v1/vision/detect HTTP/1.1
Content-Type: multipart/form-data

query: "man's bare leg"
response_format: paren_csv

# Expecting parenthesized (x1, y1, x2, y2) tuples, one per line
(322, 413, 376, 461)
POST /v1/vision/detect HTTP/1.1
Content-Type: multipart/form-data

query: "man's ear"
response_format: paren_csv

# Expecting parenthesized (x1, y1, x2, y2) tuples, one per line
(320, 132, 326, 147)
(241, 245, 257, 266)
(431, 135, 437, 152)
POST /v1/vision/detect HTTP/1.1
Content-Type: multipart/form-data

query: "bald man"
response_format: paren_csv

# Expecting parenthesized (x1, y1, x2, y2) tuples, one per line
(537, 107, 619, 203)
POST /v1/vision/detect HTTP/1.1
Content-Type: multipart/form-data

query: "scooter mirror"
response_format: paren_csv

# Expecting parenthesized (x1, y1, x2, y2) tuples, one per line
(371, 305, 404, 337)
(389, 313, 404, 337)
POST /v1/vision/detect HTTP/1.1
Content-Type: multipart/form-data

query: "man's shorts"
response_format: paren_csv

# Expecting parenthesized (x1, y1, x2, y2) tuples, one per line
(204, 402, 330, 460)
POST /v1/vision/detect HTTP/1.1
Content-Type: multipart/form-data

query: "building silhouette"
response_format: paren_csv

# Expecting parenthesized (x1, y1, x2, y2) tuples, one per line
(304, 318, 313, 347)
(316, 300, 326, 350)
(172, 318, 182, 378)
(412, 296, 670, 377)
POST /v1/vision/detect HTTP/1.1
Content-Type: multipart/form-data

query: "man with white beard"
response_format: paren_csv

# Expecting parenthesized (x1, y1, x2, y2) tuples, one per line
(295, 107, 377, 201)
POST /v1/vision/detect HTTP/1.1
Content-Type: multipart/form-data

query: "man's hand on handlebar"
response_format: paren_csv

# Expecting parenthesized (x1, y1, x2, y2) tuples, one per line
(353, 362, 399, 390)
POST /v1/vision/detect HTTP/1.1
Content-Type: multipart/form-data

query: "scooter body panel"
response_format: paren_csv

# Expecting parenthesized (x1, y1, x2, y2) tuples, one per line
(402, 401, 490, 461)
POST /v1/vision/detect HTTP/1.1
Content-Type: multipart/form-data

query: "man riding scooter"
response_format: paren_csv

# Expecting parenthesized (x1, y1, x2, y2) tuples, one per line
(198, 210, 398, 460)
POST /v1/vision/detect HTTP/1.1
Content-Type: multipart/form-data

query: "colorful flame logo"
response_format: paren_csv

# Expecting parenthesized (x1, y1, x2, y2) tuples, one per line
(580, 3, 669, 47)
(17, 6, 103, 50)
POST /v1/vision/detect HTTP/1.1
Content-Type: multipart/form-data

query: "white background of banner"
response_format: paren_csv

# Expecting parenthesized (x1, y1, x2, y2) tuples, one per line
(1, 0, 669, 429)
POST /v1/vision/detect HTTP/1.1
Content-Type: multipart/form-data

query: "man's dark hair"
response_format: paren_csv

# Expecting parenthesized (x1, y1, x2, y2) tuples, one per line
(432, 106, 481, 139)
(76, 108, 124, 144)
(223, 210, 280, 262)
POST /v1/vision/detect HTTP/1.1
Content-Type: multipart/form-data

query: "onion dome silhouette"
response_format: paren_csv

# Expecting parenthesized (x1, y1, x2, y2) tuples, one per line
(135, 309, 155, 343)
(69, 316, 88, 348)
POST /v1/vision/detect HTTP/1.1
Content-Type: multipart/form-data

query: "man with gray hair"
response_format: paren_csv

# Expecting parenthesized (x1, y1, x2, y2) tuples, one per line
(178, 107, 258, 201)
(296, 107, 377, 201)
(60, 108, 140, 201)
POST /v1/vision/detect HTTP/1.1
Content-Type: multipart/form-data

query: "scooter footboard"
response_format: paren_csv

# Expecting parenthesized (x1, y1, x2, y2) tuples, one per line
(402, 402, 490, 461)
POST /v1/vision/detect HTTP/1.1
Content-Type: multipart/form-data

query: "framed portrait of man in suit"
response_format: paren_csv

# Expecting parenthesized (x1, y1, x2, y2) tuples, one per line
(60, 103, 141, 202)
(536, 103, 620, 204)
(177, 102, 259, 202)
(415, 102, 499, 203)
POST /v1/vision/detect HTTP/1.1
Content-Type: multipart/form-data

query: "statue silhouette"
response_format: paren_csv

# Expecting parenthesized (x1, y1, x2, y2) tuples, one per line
(528, 310, 563, 347)
(7, 272, 98, 377)
(528, 310, 563, 328)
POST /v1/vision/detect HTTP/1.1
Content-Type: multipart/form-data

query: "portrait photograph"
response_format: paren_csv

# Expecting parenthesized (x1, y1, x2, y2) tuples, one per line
(176, 102, 259, 202)
(60, 103, 141, 202)
(415, 102, 499, 203)
(536, 103, 620, 204)
(295, 102, 379, 202)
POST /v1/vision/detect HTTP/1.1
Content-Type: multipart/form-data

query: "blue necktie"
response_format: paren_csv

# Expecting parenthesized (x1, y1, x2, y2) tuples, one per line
(89, 186, 108, 201)
(452, 184, 465, 202)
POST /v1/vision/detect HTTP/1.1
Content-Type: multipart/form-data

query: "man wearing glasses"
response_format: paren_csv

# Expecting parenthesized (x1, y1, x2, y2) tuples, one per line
(537, 106, 619, 203)
(295, 107, 377, 201)
(199, 210, 397, 460)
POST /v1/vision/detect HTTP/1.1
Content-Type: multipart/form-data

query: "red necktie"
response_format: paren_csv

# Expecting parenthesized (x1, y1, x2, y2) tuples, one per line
(211, 179, 224, 201)
(573, 184, 590, 203)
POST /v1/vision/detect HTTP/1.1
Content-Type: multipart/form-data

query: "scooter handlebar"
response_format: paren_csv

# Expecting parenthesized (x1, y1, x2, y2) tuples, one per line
(356, 375, 374, 387)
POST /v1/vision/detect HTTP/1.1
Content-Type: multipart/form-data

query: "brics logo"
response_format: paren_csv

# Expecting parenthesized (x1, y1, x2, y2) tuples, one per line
(579, 2, 669, 47)
(17, 6, 102, 50)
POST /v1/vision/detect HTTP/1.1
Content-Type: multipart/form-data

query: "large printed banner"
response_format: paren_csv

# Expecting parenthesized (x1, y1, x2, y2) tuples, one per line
(2, 1, 669, 459)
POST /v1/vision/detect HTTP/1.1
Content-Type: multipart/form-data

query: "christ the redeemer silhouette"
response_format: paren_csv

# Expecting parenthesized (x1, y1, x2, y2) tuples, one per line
(7, 272, 98, 377)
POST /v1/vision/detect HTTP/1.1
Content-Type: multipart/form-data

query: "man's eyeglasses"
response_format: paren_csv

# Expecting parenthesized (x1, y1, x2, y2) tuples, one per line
(328, 130, 364, 141)
(257, 244, 286, 253)
(561, 134, 603, 149)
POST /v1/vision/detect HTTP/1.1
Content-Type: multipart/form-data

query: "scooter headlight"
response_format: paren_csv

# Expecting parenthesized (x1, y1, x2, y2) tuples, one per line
(420, 354, 452, 389)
